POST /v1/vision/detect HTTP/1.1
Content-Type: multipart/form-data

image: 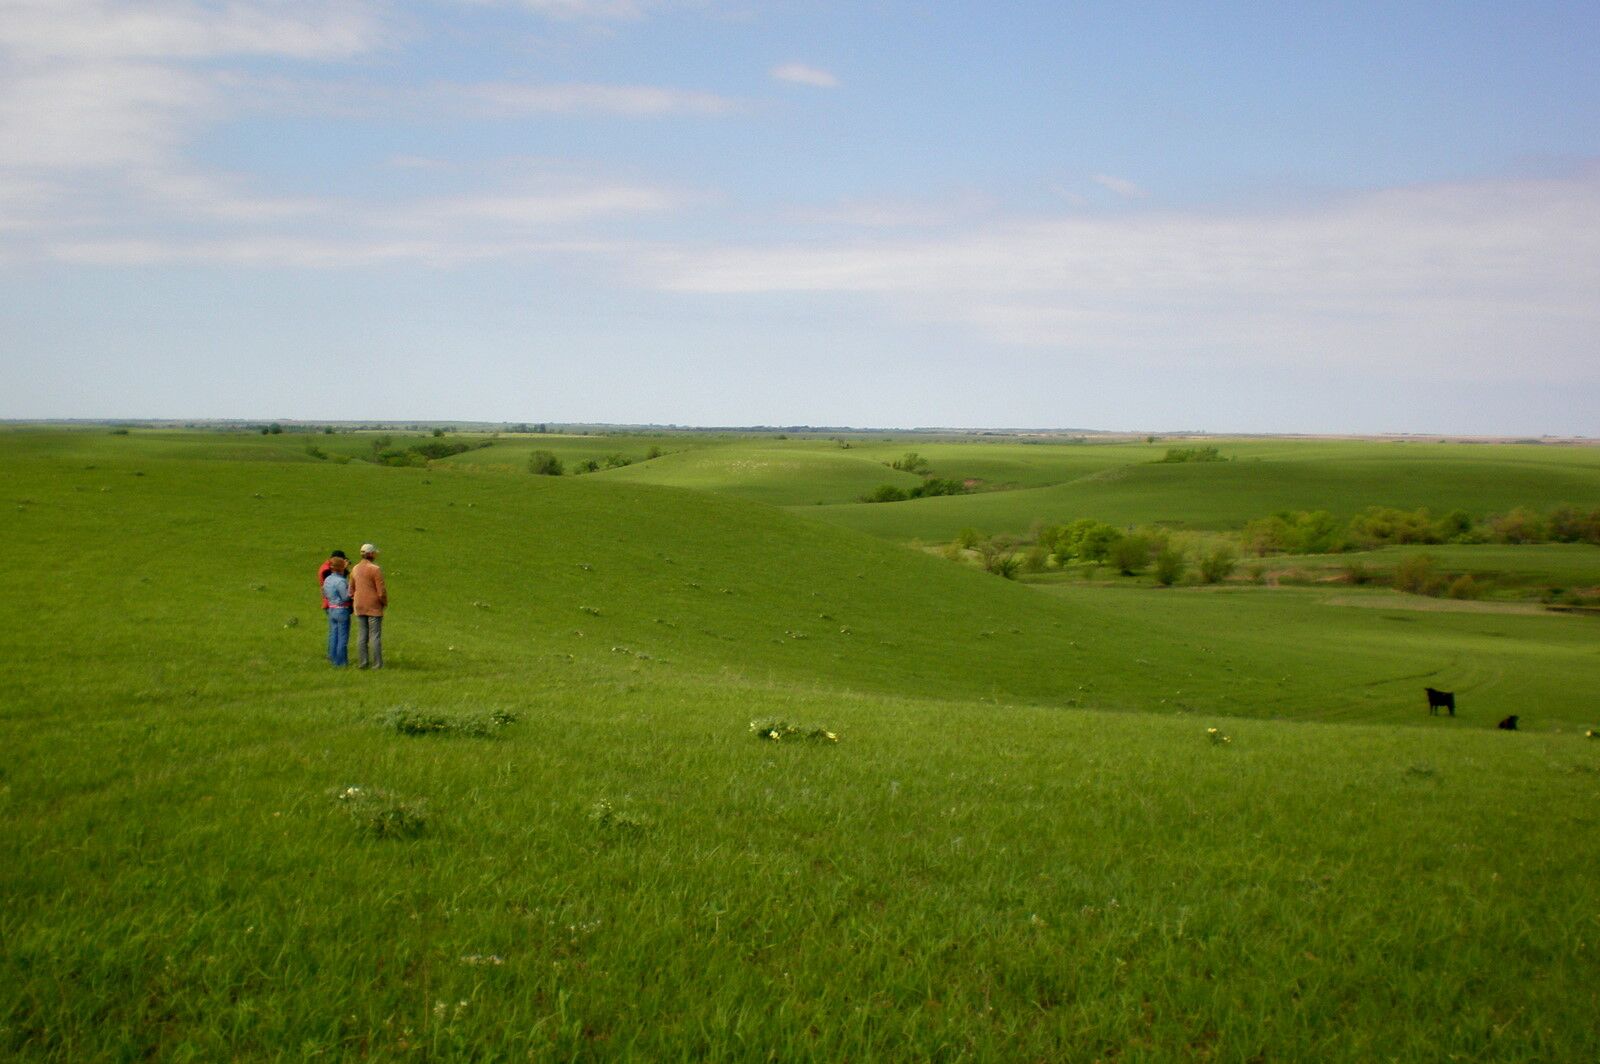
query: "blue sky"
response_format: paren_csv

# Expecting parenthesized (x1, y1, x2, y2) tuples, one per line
(2, 0, 1597, 433)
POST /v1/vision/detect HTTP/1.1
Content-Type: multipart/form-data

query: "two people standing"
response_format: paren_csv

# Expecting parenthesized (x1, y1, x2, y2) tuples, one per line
(320, 544, 387, 668)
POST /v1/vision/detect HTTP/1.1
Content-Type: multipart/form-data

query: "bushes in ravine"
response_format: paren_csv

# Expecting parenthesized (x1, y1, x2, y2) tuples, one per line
(1107, 533, 1155, 576)
(1392, 554, 1445, 596)
(1244, 510, 1341, 555)
(889, 451, 932, 475)
(1197, 545, 1237, 584)
(372, 436, 492, 467)
(1157, 446, 1225, 463)
(1038, 519, 1123, 565)
(528, 450, 564, 476)
(862, 476, 970, 503)
(1153, 547, 1187, 586)
(866, 484, 909, 503)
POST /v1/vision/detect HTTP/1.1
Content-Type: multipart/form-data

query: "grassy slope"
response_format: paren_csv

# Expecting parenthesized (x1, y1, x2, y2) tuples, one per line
(806, 441, 1600, 541)
(601, 445, 927, 506)
(3, 431, 1599, 1059)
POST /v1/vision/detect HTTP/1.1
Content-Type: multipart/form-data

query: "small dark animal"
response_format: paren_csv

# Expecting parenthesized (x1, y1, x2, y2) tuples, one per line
(1425, 687, 1455, 717)
(1498, 715, 1519, 731)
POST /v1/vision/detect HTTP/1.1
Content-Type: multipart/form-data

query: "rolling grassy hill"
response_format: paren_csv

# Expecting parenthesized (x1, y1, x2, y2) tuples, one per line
(805, 440, 1600, 542)
(3, 429, 1598, 1059)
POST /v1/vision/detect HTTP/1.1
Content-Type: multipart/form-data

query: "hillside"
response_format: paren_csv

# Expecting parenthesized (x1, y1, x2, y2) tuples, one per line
(3, 429, 1598, 1060)
(4, 431, 1597, 727)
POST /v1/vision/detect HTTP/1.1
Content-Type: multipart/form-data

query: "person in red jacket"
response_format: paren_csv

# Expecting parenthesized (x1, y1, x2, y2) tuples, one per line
(318, 550, 349, 610)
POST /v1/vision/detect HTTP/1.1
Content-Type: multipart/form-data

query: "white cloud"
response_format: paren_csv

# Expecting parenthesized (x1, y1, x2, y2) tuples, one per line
(1091, 173, 1145, 199)
(452, 81, 742, 116)
(455, 0, 725, 21)
(0, 1, 380, 61)
(770, 62, 838, 88)
(787, 191, 998, 229)
(646, 174, 1600, 379)
(43, 175, 686, 266)
(0, 60, 209, 171)
(481, 0, 652, 18)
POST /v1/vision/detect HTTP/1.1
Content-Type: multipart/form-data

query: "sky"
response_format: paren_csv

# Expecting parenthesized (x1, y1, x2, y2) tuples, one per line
(1, 0, 1597, 434)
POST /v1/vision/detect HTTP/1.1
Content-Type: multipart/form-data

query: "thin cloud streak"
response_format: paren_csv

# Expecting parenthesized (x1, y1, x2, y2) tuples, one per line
(1091, 173, 1146, 198)
(770, 62, 838, 88)
(649, 174, 1600, 379)
(452, 81, 743, 116)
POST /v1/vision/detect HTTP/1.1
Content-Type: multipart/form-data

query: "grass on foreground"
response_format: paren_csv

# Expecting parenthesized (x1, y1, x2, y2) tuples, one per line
(4, 667, 1599, 1060)
(3, 430, 1599, 1058)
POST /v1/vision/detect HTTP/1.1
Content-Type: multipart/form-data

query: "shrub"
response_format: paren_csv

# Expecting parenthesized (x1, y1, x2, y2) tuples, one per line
(1157, 446, 1223, 463)
(955, 528, 982, 550)
(1347, 506, 1441, 548)
(1393, 554, 1444, 596)
(1446, 574, 1484, 600)
(1487, 507, 1547, 544)
(108, 428, 130, 436)
(1245, 510, 1342, 555)
(576, 458, 600, 473)
(646, 445, 664, 459)
(603, 453, 633, 469)
(1342, 561, 1376, 585)
(890, 452, 932, 475)
(908, 477, 967, 499)
(1545, 504, 1600, 544)
(1021, 544, 1051, 573)
(1436, 509, 1476, 542)
(1041, 519, 1123, 564)
(1197, 545, 1237, 584)
(1153, 547, 1187, 586)
(305, 445, 328, 460)
(984, 551, 1022, 579)
(864, 484, 908, 503)
(528, 450, 564, 476)
(1108, 534, 1152, 575)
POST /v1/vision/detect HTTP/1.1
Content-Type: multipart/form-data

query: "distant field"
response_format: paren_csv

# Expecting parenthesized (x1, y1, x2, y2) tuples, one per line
(807, 441, 1600, 542)
(3, 428, 1598, 1059)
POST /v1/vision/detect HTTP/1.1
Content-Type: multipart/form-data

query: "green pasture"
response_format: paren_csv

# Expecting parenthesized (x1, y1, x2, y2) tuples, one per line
(3, 429, 1599, 1059)
(808, 443, 1600, 542)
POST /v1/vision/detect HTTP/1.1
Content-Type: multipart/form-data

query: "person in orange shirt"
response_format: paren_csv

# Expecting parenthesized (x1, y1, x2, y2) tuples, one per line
(351, 543, 388, 669)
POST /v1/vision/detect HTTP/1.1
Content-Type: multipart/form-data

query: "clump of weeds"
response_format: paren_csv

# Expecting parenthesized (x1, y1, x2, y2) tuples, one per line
(335, 786, 428, 838)
(589, 798, 651, 834)
(380, 706, 518, 738)
(751, 718, 840, 743)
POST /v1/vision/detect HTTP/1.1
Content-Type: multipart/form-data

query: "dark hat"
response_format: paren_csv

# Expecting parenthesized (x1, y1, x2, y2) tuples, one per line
(331, 549, 347, 559)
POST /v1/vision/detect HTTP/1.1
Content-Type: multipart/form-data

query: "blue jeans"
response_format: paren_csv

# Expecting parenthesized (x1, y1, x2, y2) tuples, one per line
(326, 608, 351, 666)
(357, 614, 383, 669)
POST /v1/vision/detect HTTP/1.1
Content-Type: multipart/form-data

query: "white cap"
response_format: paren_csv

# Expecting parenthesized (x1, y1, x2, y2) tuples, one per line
(360, 543, 378, 555)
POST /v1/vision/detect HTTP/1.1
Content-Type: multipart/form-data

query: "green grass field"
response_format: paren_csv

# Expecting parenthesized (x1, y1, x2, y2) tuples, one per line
(3, 428, 1598, 1059)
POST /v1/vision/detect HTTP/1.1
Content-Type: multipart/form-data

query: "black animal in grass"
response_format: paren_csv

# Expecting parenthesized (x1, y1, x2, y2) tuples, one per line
(1498, 715, 1519, 731)
(1425, 687, 1455, 717)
